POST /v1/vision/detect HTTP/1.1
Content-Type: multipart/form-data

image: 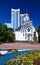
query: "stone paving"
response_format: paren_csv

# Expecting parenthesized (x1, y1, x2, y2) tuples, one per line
(0, 42, 40, 50)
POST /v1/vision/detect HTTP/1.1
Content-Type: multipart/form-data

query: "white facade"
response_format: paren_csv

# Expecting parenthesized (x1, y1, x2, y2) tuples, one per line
(15, 14, 38, 41)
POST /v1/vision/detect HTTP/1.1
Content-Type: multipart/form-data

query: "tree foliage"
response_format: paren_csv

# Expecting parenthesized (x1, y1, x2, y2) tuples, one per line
(0, 23, 15, 43)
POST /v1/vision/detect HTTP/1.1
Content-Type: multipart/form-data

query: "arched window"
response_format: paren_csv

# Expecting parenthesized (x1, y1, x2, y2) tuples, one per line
(27, 28, 30, 32)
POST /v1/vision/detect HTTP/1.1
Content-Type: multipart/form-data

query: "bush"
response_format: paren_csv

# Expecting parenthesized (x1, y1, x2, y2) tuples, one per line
(33, 58, 40, 65)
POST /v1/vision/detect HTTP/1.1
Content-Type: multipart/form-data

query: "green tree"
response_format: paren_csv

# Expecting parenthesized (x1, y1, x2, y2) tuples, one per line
(0, 23, 15, 43)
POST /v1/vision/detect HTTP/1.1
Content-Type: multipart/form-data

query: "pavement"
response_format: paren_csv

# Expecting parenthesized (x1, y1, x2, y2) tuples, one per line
(0, 42, 40, 50)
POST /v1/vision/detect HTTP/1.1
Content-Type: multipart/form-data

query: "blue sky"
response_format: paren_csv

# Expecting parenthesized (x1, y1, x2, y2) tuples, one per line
(0, 0, 40, 29)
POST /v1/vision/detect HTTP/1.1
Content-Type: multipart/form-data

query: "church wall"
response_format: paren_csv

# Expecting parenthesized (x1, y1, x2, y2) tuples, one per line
(14, 11, 38, 42)
(15, 31, 26, 41)
(15, 31, 34, 41)
(36, 32, 38, 41)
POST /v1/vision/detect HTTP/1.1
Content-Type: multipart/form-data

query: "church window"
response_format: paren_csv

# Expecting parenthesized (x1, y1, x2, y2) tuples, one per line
(27, 28, 30, 32)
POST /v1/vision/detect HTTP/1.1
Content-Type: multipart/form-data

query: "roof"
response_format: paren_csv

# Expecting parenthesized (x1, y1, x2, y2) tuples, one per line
(16, 21, 34, 31)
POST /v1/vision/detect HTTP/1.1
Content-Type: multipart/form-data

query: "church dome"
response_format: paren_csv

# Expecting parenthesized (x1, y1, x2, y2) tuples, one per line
(24, 14, 30, 22)
(24, 13, 29, 16)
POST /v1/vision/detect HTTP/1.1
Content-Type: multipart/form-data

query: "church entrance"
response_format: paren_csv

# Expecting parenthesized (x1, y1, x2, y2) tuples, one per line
(28, 36, 30, 41)
(27, 34, 32, 41)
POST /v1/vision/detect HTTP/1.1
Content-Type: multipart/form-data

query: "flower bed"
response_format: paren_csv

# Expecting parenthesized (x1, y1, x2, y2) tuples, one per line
(5, 50, 40, 65)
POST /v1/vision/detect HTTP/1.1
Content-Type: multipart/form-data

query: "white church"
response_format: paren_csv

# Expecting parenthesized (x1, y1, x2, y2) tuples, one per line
(15, 14, 38, 42)
(5, 8, 38, 42)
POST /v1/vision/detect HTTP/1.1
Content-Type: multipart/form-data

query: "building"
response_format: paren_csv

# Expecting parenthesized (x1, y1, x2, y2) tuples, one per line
(11, 8, 20, 30)
(15, 14, 38, 42)
(20, 14, 24, 25)
(5, 8, 38, 42)
(5, 8, 20, 30)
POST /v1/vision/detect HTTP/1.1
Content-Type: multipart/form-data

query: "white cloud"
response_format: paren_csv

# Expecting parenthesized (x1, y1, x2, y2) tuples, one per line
(5, 23, 12, 28)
